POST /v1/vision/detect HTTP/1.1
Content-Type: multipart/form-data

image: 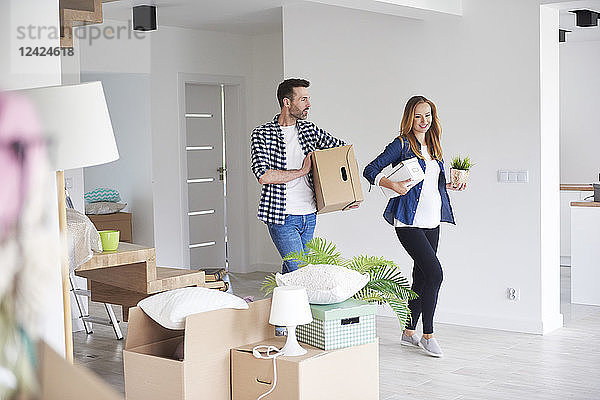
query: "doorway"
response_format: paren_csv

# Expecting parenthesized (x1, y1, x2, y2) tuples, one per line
(184, 83, 228, 269)
(179, 74, 248, 273)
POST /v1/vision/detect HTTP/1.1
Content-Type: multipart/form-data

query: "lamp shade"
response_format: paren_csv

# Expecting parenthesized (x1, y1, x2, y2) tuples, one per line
(16, 81, 118, 171)
(269, 286, 313, 326)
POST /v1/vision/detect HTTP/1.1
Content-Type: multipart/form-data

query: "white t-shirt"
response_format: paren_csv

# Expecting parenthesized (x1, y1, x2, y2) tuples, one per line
(281, 125, 317, 215)
(394, 145, 442, 229)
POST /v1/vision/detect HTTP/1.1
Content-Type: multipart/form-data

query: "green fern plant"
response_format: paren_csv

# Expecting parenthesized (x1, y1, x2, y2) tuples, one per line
(450, 155, 474, 170)
(261, 237, 418, 329)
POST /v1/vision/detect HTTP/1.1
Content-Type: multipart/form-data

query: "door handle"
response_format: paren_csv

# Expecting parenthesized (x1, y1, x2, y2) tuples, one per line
(217, 167, 227, 180)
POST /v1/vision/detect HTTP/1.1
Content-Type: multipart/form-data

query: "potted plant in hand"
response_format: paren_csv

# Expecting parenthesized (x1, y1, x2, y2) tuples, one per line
(450, 155, 474, 188)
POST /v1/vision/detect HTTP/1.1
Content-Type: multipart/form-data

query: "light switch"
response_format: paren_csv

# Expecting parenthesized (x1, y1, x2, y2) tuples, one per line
(517, 171, 528, 182)
(498, 170, 529, 183)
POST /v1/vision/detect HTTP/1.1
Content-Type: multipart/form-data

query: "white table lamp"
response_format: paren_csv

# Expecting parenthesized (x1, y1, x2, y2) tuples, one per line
(269, 286, 313, 356)
(17, 81, 118, 362)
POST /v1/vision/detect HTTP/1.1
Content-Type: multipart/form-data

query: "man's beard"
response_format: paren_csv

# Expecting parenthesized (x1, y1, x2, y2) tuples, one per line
(290, 107, 309, 120)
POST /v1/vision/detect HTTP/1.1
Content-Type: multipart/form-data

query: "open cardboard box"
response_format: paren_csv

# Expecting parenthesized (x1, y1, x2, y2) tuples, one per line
(123, 299, 274, 400)
(38, 341, 122, 400)
(231, 337, 379, 400)
(311, 145, 364, 213)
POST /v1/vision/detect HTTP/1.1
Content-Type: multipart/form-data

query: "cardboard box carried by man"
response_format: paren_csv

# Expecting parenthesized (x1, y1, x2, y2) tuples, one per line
(311, 144, 364, 213)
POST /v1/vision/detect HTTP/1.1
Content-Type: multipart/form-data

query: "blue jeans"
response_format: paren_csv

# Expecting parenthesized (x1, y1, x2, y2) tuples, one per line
(267, 213, 317, 274)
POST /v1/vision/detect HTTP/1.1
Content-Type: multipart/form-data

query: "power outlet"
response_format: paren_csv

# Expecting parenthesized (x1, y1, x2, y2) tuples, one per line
(507, 287, 520, 301)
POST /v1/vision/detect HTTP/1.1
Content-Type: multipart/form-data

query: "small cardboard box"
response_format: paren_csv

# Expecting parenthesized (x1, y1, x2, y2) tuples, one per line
(296, 298, 377, 350)
(231, 337, 379, 400)
(311, 145, 364, 213)
(380, 157, 425, 198)
(123, 299, 274, 400)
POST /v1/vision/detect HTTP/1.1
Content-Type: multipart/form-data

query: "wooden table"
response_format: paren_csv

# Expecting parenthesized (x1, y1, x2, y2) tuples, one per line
(76, 243, 205, 320)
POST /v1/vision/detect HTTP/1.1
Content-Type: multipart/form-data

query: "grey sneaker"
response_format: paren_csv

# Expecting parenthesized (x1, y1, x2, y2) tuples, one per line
(420, 337, 443, 357)
(401, 332, 420, 347)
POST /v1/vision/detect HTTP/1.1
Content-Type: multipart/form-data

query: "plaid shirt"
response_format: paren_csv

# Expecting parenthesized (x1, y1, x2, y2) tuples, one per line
(251, 115, 345, 224)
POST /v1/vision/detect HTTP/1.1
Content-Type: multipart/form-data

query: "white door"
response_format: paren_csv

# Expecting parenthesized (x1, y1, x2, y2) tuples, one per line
(184, 84, 227, 269)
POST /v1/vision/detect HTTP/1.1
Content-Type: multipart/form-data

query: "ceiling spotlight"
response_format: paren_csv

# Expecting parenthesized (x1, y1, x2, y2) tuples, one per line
(569, 9, 599, 27)
(559, 29, 571, 42)
(133, 5, 157, 31)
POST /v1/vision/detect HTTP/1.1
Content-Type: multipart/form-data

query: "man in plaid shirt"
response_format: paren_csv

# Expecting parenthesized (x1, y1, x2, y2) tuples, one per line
(251, 78, 349, 273)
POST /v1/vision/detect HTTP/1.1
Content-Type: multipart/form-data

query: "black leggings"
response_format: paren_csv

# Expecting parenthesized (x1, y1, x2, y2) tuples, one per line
(395, 226, 442, 334)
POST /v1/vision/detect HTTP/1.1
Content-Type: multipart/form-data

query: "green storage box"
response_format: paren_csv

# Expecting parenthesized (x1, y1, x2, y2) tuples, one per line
(296, 299, 377, 350)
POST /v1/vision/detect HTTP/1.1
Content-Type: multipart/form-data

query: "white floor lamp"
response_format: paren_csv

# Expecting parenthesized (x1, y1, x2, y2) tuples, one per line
(18, 82, 118, 362)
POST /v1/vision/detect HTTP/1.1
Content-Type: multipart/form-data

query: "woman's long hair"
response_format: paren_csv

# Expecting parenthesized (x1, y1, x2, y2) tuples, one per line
(398, 95, 443, 161)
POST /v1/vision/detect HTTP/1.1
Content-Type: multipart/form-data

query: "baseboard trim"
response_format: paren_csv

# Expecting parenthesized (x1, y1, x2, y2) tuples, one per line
(377, 305, 562, 335)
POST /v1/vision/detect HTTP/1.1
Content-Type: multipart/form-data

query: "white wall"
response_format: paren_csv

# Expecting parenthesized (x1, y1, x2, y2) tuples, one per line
(560, 40, 600, 184)
(282, 0, 562, 333)
(80, 20, 283, 272)
(540, 5, 562, 333)
(247, 32, 285, 271)
(61, 39, 85, 214)
(82, 72, 154, 247)
(79, 19, 154, 248)
(1, 0, 65, 355)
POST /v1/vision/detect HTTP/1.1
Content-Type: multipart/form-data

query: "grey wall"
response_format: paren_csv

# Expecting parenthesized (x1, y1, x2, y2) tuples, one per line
(82, 72, 155, 247)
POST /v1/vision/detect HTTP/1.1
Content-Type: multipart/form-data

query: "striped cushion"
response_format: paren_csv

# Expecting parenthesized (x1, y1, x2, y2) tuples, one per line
(85, 188, 121, 203)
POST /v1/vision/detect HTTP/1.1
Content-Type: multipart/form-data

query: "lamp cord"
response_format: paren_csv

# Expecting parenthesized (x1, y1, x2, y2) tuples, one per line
(252, 345, 283, 400)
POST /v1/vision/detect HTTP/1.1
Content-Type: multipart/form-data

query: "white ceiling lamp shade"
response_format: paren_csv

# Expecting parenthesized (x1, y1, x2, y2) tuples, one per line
(18, 81, 119, 171)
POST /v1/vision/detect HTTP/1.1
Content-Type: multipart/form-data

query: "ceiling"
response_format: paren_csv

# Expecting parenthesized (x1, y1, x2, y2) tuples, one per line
(102, 0, 600, 41)
(102, 0, 292, 35)
(101, 0, 461, 36)
(552, 0, 600, 42)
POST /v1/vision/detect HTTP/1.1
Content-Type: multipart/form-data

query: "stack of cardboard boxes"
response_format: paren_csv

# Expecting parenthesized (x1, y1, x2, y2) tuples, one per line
(123, 146, 375, 399)
(124, 299, 379, 400)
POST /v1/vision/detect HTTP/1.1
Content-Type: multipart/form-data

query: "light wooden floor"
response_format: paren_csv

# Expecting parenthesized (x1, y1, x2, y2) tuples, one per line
(74, 267, 600, 399)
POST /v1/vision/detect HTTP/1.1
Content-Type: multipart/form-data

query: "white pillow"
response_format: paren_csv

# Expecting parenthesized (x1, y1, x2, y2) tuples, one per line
(137, 287, 248, 330)
(275, 264, 369, 305)
(85, 201, 127, 215)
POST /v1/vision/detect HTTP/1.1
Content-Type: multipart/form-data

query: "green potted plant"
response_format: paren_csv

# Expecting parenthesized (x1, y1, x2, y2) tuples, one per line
(449, 155, 474, 188)
(261, 238, 417, 329)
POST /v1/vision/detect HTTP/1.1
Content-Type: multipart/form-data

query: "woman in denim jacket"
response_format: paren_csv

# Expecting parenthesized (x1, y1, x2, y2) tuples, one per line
(363, 95, 466, 357)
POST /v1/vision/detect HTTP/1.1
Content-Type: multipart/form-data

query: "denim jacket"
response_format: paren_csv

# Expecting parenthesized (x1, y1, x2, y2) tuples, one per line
(363, 137, 455, 226)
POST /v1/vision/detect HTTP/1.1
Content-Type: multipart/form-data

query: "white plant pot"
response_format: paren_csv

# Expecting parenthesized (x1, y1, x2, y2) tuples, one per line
(450, 168, 470, 188)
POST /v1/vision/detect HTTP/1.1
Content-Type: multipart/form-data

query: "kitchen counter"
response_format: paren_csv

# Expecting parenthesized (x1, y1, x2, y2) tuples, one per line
(570, 203, 600, 306)
(571, 201, 600, 207)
